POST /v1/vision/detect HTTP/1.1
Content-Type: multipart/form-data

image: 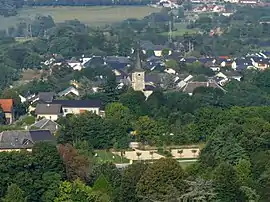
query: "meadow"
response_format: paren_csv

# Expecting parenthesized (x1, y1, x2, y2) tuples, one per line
(160, 22, 198, 37)
(0, 6, 161, 29)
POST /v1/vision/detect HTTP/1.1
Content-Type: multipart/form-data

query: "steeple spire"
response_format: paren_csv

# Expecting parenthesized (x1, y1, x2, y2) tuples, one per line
(134, 48, 143, 72)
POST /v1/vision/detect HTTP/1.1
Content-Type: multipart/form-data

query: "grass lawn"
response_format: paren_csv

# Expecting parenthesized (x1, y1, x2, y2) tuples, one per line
(160, 22, 198, 37)
(0, 6, 160, 29)
(179, 161, 195, 169)
(95, 150, 129, 164)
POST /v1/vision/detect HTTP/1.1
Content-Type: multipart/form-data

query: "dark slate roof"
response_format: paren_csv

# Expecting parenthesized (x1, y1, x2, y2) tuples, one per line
(249, 57, 269, 63)
(134, 49, 143, 72)
(51, 100, 102, 108)
(261, 51, 270, 57)
(182, 81, 224, 94)
(38, 92, 55, 102)
(223, 71, 241, 77)
(145, 74, 161, 84)
(106, 56, 130, 64)
(90, 56, 105, 64)
(35, 104, 62, 115)
(106, 61, 129, 69)
(198, 57, 215, 64)
(0, 130, 55, 149)
(31, 119, 59, 134)
(180, 57, 198, 63)
(29, 130, 55, 142)
(236, 64, 249, 71)
(84, 56, 105, 67)
(235, 58, 253, 65)
(140, 40, 168, 51)
(144, 85, 156, 91)
(58, 86, 79, 97)
(146, 56, 161, 62)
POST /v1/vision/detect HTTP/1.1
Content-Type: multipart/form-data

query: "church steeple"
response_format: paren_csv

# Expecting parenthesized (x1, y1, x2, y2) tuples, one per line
(132, 46, 145, 92)
(134, 48, 143, 72)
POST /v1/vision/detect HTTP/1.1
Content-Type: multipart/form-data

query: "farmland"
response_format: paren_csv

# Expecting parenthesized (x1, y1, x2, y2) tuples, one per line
(0, 6, 161, 29)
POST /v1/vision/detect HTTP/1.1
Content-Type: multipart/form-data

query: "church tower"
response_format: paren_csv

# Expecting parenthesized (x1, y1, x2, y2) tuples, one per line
(132, 49, 145, 91)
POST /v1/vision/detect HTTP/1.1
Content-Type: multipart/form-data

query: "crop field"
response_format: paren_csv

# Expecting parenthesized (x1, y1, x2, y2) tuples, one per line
(0, 6, 160, 29)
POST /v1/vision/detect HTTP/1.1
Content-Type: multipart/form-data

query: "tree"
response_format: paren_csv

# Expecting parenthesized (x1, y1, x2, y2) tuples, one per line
(191, 149, 197, 157)
(120, 162, 147, 202)
(199, 124, 248, 168)
(92, 174, 112, 201)
(54, 179, 96, 202)
(90, 162, 121, 201)
(134, 116, 160, 144)
(136, 158, 187, 201)
(58, 144, 90, 182)
(235, 159, 252, 186)
(180, 178, 217, 202)
(32, 142, 64, 175)
(119, 89, 146, 117)
(58, 112, 111, 149)
(177, 149, 183, 157)
(105, 102, 132, 129)
(213, 162, 243, 202)
(3, 184, 25, 202)
(136, 152, 142, 160)
(165, 59, 179, 71)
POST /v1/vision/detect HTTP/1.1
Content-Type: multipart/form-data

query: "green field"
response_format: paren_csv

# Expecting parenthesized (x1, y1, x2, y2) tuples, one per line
(161, 22, 198, 37)
(0, 6, 160, 29)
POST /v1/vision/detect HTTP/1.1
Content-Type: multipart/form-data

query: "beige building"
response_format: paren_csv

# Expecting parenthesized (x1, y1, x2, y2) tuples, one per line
(35, 100, 103, 120)
(35, 104, 63, 121)
(131, 50, 154, 99)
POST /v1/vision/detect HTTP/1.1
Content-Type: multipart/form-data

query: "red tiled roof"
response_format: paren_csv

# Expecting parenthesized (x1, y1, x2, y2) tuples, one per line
(219, 56, 230, 59)
(0, 99, 13, 112)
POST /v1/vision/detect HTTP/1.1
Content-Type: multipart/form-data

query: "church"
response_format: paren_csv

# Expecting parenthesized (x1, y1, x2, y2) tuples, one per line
(131, 50, 155, 99)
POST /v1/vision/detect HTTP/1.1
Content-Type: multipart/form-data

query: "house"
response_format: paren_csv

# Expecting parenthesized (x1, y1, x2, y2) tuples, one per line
(30, 118, 60, 134)
(50, 100, 102, 116)
(140, 40, 172, 57)
(164, 68, 177, 75)
(182, 81, 224, 95)
(231, 58, 253, 71)
(35, 104, 63, 121)
(249, 57, 269, 70)
(179, 57, 198, 64)
(58, 86, 79, 97)
(0, 130, 55, 152)
(30, 92, 55, 104)
(67, 60, 84, 71)
(106, 56, 131, 69)
(176, 75, 193, 88)
(210, 66, 220, 72)
(113, 69, 131, 86)
(0, 99, 15, 124)
(83, 56, 106, 67)
(223, 71, 242, 81)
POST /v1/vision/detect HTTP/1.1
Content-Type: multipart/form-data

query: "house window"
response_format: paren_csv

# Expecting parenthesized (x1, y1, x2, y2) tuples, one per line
(138, 73, 141, 76)
(64, 109, 68, 112)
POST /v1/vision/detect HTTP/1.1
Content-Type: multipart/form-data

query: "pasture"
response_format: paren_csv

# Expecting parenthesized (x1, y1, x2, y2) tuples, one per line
(0, 6, 160, 29)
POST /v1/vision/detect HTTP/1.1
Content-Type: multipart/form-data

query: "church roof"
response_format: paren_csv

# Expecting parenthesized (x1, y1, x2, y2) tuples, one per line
(134, 49, 144, 72)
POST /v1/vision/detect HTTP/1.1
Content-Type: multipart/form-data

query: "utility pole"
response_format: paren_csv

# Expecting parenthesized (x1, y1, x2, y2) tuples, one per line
(168, 19, 172, 43)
